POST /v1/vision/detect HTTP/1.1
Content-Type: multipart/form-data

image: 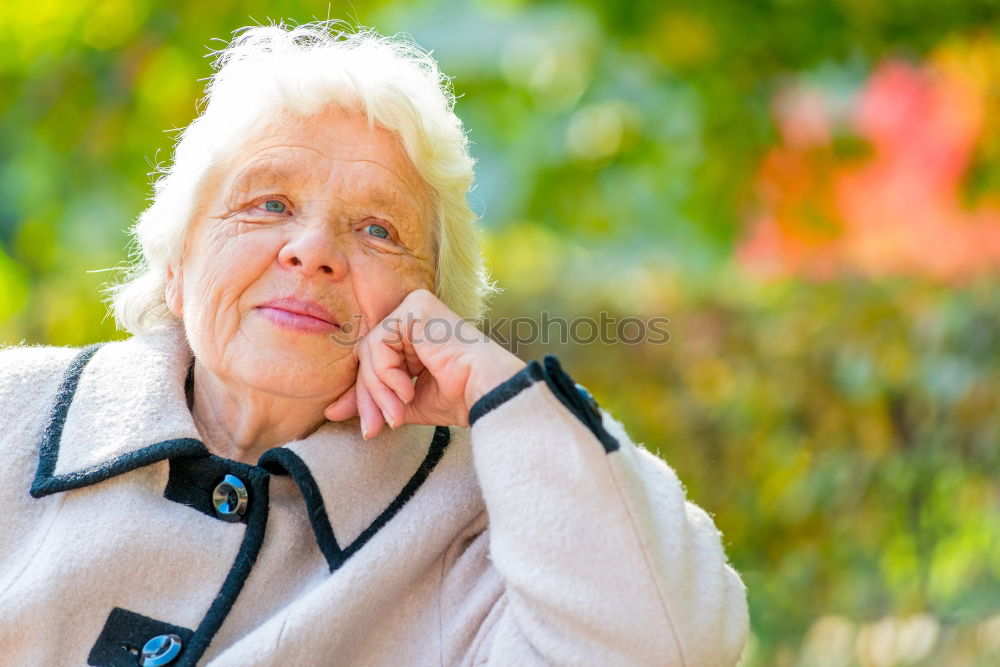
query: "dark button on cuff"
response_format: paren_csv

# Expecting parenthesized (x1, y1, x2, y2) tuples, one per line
(575, 382, 601, 420)
(140, 633, 182, 666)
(212, 474, 249, 522)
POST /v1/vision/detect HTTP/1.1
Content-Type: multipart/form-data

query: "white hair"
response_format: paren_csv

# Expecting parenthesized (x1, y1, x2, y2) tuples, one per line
(108, 21, 494, 333)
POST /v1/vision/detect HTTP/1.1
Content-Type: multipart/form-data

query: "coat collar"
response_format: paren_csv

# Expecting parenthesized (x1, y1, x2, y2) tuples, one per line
(31, 323, 207, 497)
(30, 323, 457, 571)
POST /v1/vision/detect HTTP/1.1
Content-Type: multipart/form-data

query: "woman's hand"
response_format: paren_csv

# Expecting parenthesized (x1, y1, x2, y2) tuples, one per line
(324, 289, 526, 438)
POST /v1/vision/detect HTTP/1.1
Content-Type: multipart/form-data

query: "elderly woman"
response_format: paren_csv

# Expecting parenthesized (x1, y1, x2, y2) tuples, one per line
(0, 23, 747, 667)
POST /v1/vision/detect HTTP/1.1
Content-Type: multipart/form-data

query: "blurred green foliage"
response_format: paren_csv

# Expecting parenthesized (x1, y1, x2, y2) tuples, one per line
(2, 0, 999, 664)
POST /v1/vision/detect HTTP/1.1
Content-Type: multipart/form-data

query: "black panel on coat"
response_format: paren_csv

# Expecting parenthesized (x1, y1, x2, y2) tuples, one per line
(88, 607, 194, 667)
(164, 454, 258, 523)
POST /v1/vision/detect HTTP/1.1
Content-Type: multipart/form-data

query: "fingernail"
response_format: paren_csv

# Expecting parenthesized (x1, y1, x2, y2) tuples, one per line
(383, 409, 395, 429)
(360, 416, 369, 440)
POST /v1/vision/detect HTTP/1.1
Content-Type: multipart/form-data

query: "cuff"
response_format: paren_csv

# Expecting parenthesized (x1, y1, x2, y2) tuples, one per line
(468, 355, 620, 453)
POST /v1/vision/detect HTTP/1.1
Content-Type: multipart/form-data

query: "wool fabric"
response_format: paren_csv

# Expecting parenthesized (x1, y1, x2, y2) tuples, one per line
(0, 322, 748, 665)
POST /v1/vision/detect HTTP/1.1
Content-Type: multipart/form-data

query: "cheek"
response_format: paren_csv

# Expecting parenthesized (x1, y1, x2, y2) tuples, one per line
(182, 224, 282, 327)
(348, 251, 435, 322)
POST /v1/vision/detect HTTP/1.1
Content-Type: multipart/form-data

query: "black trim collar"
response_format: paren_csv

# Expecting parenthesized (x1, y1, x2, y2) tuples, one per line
(260, 424, 451, 572)
(30, 344, 207, 498)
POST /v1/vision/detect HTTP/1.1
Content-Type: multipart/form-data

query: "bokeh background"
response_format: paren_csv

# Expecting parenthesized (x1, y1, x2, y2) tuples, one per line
(2, 1, 999, 664)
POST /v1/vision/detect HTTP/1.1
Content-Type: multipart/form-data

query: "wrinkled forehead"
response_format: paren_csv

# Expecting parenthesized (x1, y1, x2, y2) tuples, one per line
(227, 149, 424, 210)
(210, 105, 436, 212)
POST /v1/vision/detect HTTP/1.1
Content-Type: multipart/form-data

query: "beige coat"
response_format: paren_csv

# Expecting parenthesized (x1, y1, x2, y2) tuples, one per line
(0, 323, 748, 666)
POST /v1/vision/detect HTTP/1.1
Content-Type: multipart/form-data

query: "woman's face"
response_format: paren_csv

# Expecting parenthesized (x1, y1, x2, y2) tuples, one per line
(166, 105, 437, 401)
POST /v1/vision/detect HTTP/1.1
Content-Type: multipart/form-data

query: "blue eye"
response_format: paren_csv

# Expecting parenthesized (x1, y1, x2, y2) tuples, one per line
(264, 200, 285, 213)
(366, 223, 389, 239)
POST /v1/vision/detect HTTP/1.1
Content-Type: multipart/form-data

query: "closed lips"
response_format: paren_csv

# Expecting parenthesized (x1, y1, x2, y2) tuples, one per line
(258, 298, 340, 330)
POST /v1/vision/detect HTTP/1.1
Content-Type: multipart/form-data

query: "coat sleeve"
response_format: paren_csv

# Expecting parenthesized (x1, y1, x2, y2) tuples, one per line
(454, 356, 748, 666)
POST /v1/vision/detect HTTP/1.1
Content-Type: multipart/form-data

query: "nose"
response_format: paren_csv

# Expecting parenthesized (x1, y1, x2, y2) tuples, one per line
(278, 224, 348, 279)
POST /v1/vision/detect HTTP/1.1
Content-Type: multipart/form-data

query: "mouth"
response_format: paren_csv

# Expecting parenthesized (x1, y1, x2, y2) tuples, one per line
(256, 297, 340, 334)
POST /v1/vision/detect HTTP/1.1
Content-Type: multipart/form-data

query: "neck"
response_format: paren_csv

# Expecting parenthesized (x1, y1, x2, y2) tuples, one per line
(189, 359, 343, 463)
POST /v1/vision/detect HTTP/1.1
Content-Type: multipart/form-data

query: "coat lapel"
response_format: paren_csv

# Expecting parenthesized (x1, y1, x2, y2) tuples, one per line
(28, 323, 475, 577)
(31, 323, 206, 498)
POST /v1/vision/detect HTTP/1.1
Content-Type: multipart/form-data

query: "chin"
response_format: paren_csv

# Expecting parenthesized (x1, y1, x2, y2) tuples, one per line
(200, 316, 355, 399)
(234, 336, 357, 398)
(234, 344, 355, 400)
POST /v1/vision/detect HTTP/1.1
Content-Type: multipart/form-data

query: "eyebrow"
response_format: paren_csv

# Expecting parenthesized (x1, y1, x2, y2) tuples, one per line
(228, 160, 303, 192)
(356, 182, 417, 211)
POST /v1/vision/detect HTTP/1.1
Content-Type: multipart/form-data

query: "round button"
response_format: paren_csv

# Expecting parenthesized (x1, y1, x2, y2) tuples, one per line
(140, 634, 182, 667)
(575, 383, 601, 419)
(212, 474, 249, 522)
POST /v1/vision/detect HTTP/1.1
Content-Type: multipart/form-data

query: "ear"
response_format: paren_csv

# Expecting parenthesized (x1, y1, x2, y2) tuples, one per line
(164, 264, 184, 318)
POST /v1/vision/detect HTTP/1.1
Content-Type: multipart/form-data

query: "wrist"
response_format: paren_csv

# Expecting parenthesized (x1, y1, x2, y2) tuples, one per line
(464, 348, 526, 413)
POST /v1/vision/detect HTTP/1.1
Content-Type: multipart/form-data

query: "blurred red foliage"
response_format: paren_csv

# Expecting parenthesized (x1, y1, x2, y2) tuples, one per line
(739, 37, 1000, 281)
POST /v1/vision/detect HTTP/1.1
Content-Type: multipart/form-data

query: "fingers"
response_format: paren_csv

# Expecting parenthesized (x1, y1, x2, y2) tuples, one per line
(362, 345, 408, 433)
(369, 337, 417, 404)
(355, 375, 385, 440)
(324, 385, 358, 422)
(355, 325, 424, 438)
(350, 290, 468, 438)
